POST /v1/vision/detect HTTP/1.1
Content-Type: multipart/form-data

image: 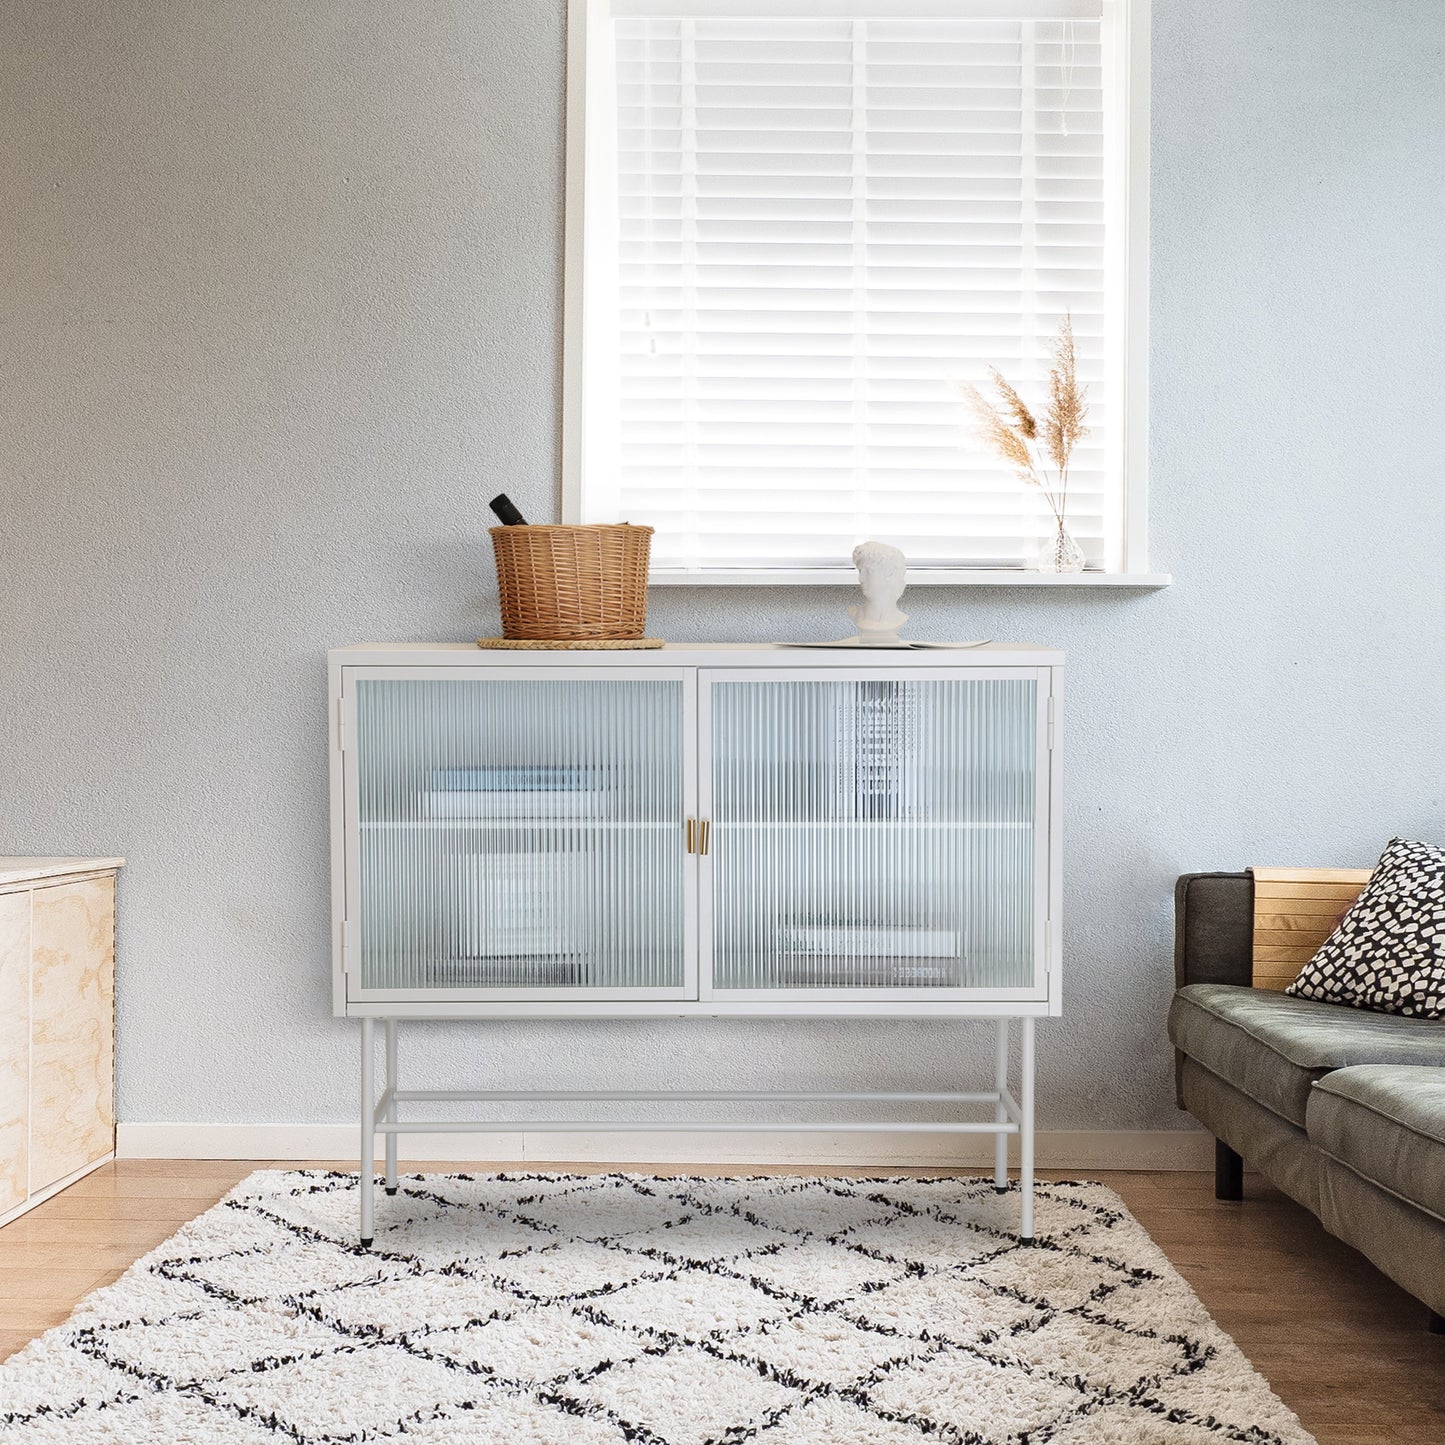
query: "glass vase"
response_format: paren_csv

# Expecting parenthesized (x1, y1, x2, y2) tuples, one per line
(1036, 519, 1085, 574)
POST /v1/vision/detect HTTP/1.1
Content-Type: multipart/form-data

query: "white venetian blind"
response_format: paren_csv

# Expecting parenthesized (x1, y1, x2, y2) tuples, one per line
(589, 0, 1111, 571)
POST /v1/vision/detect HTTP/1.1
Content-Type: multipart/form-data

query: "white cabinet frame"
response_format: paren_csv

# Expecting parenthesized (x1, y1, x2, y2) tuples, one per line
(328, 643, 1063, 1247)
(696, 666, 1054, 1007)
(338, 664, 699, 1006)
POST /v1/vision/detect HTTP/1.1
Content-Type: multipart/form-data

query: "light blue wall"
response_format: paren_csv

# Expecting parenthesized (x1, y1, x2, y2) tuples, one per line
(2, 0, 1441, 1136)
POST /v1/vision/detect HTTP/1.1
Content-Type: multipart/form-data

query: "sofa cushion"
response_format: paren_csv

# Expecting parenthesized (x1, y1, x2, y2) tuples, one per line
(1167, 983, 1445, 1127)
(1287, 837, 1445, 1018)
(1308, 1065, 1445, 1222)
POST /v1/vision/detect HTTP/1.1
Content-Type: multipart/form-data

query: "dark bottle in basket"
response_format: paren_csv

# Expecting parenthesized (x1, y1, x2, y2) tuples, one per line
(489, 494, 529, 527)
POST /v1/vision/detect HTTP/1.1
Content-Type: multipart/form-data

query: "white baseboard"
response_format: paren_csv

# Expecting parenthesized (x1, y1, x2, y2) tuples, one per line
(117, 1124, 1212, 1171)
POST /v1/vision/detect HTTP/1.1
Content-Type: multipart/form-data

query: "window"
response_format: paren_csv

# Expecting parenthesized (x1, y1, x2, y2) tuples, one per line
(564, 0, 1149, 580)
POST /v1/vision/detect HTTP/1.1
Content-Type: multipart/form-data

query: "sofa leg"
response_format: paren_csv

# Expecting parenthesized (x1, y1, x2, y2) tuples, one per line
(1214, 1139, 1244, 1201)
(1428, 1309, 1445, 1335)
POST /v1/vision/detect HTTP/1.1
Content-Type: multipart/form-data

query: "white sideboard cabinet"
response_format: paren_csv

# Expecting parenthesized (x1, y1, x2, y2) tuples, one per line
(329, 643, 1062, 1244)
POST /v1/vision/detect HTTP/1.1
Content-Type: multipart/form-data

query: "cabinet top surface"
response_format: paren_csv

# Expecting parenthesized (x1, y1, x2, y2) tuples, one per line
(331, 641, 1064, 667)
(0, 857, 125, 888)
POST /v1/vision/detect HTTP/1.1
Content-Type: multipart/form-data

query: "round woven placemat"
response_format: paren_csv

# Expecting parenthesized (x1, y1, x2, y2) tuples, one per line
(477, 637, 666, 650)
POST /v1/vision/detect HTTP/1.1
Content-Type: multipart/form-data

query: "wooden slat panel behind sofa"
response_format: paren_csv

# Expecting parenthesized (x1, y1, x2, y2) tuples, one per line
(1250, 867, 1372, 991)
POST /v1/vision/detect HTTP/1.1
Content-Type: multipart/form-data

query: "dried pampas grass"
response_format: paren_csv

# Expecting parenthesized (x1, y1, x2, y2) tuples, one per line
(960, 383, 1034, 485)
(962, 315, 1089, 527)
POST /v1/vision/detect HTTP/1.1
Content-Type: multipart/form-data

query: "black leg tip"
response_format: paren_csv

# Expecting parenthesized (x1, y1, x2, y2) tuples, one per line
(385, 1187, 398, 1196)
(994, 1185, 1009, 1195)
(359, 1237, 373, 1250)
(1018, 1235, 1035, 1247)
(1214, 1139, 1245, 1201)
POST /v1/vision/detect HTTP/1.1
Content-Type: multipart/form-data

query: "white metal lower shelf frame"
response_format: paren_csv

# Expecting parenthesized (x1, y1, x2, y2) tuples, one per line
(357, 1015, 1038, 1246)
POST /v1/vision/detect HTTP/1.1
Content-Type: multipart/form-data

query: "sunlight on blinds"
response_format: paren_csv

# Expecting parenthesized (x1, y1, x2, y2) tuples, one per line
(605, 9, 1109, 570)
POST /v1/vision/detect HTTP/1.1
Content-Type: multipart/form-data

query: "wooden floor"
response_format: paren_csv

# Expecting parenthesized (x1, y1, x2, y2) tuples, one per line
(2, 1161, 1442, 1443)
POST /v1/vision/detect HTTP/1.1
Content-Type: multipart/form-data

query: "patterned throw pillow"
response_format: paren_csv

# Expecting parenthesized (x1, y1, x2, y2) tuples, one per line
(1286, 838, 1445, 1017)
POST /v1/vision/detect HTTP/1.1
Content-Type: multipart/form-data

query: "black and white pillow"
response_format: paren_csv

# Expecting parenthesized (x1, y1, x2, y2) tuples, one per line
(1286, 838, 1445, 1018)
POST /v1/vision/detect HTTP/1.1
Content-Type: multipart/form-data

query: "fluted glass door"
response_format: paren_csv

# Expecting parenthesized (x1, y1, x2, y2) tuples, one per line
(703, 670, 1046, 996)
(346, 670, 691, 998)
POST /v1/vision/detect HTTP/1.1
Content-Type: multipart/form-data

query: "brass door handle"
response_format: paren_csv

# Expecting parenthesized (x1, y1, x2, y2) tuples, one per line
(699, 820, 711, 855)
(685, 818, 696, 854)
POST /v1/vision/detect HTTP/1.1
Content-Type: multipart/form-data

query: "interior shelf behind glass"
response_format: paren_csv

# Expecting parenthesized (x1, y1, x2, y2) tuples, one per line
(710, 675, 1037, 990)
(354, 677, 685, 992)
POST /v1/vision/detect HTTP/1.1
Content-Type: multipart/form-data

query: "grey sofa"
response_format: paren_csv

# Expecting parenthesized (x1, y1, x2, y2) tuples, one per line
(1168, 871, 1445, 1331)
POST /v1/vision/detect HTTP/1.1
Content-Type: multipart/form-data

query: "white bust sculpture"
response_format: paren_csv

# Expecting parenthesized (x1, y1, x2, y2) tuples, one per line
(848, 541, 909, 645)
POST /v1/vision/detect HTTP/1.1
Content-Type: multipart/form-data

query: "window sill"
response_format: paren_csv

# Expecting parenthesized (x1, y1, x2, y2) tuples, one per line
(648, 569, 1172, 588)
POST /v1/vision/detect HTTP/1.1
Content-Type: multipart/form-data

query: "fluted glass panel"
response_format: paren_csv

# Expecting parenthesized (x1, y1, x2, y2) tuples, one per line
(712, 677, 1037, 990)
(356, 678, 684, 992)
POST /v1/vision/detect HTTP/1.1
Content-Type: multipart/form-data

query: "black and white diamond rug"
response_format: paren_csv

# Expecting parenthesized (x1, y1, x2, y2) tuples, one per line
(0, 1171, 1315, 1444)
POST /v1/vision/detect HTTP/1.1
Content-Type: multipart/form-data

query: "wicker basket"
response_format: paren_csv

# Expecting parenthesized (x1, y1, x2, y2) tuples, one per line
(491, 524, 653, 641)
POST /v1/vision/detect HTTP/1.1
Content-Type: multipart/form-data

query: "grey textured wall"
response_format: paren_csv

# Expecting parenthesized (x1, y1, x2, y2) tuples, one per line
(2, 1, 1442, 1135)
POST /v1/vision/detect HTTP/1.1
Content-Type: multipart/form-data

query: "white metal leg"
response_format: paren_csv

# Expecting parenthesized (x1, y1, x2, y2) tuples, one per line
(993, 1017, 1010, 1193)
(1019, 1015, 1035, 1242)
(356, 1014, 1040, 1245)
(360, 1017, 375, 1247)
(384, 1020, 399, 1195)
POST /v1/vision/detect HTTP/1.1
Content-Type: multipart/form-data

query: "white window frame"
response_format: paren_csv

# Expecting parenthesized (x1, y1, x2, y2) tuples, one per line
(562, 0, 1161, 587)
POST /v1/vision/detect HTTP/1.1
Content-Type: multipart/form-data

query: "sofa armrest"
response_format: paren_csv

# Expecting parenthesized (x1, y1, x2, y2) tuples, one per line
(1174, 872, 1254, 989)
(1173, 872, 1254, 1110)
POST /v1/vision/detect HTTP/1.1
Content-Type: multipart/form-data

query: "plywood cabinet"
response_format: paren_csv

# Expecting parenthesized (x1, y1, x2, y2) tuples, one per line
(0, 859, 122, 1226)
(0, 892, 30, 1216)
